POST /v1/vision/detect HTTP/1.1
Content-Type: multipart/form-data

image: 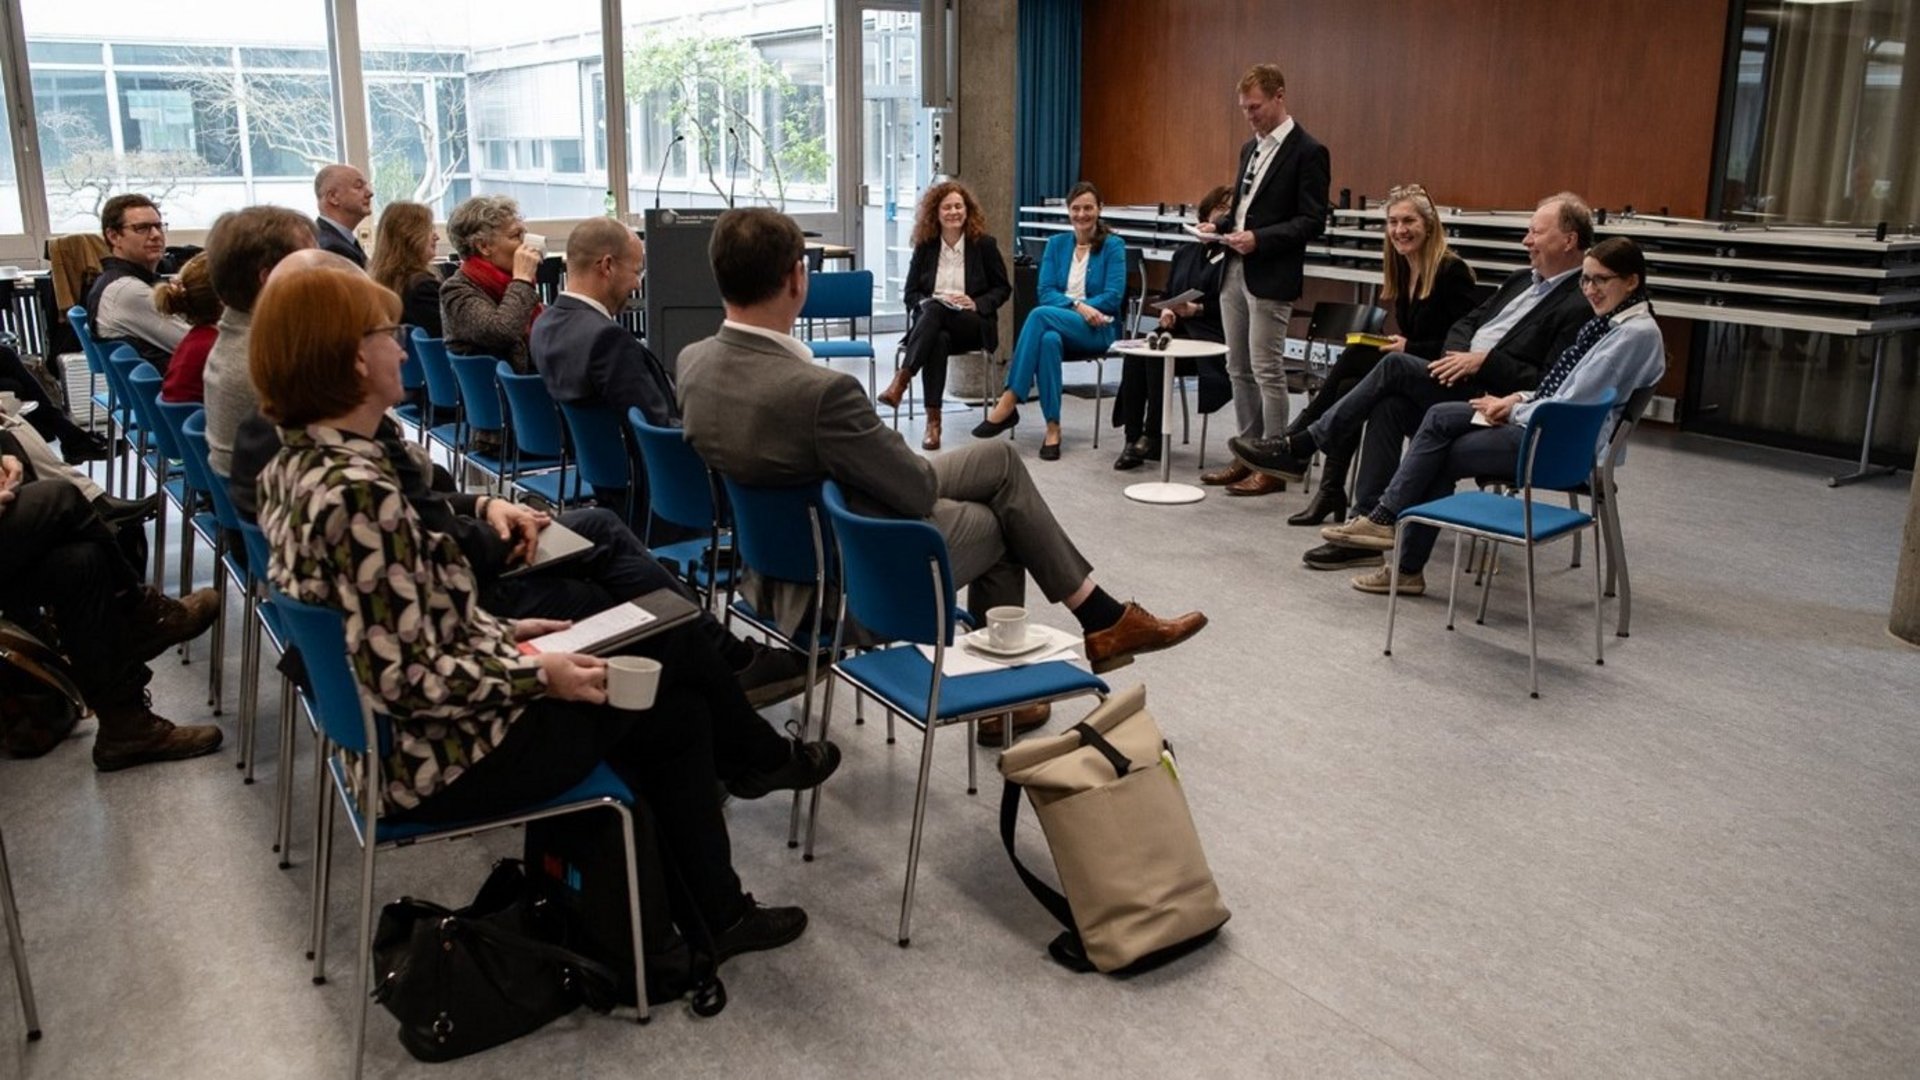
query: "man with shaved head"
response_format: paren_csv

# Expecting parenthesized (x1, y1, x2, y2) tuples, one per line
(531, 217, 675, 428)
(313, 163, 373, 267)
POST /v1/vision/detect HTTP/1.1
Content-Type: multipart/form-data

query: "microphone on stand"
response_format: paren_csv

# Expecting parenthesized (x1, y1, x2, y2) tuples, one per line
(726, 126, 740, 209)
(653, 134, 686, 211)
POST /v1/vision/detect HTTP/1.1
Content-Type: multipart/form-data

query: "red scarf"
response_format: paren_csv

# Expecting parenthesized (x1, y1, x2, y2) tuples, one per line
(458, 255, 544, 330)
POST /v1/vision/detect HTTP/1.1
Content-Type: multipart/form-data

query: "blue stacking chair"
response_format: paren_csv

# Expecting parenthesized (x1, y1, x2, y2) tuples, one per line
(1384, 390, 1619, 699)
(815, 481, 1108, 945)
(409, 330, 464, 465)
(445, 352, 515, 493)
(0, 826, 41, 1043)
(65, 306, 125, 494)
(494, 364, 578, 506)
(120, 361, 191, 593)
(800, 270, 876, 398)
(626, 409, 730, 603)
(391, 328, 429, 440)
(557, 400, 636, 523)
(270, 590, 649, 1077)
(155, 397, 227, 708)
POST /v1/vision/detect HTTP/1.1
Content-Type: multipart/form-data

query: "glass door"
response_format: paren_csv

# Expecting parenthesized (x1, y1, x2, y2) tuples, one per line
(855, 3, 924, 327)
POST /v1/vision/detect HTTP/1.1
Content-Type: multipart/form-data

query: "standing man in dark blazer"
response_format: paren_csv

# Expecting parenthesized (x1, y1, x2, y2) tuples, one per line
(312, 163, 371, 267)
(532, 217, 675, 428)
(1230, 192, 1596, 525)
(1199, 63, 1330, 497)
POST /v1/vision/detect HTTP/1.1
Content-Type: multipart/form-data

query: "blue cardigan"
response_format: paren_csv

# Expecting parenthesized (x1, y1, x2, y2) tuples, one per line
(1036, 232, 1127, 319)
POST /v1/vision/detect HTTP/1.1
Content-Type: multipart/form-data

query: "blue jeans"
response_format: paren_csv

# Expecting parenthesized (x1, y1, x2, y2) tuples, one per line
(1378, 403, 1524, 573)
(1007, 306, 1113, 422)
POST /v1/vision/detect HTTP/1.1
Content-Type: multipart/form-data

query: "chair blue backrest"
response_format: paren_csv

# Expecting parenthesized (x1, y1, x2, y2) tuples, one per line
(156, 399, 211, 492)
(800, 270, 874, 320)
(556, 400, 631, 492)
(269, 589, 374, 755)
(103, 346, 147, 430)
(820, 481, 955, 647)
(410, 330, 460, 413)
(1514, 391, 1618, 492)
(627, 409, 715, 533)
(400, 328, 426, 393)
(122, 362, 178, 460)
(66, 306, 108, 380)
(719, 476, 827, 586)
(180, 409, 245, 535)
(497, 364, 567, 459)
(447, 352, 505, 434)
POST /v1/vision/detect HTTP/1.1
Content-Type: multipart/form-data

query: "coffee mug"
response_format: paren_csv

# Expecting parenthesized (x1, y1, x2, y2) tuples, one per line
(522, 232, 547, 255)
(605, 655, 662, 711)
(985, 605, 1030, 651)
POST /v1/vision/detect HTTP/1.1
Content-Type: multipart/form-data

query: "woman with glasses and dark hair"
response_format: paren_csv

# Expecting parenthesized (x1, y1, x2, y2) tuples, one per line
(368, 201, 444, 338)
(1111, 185, 1235, 471)
(878, 180, 1011, 451)
(1317, 236, 1663, 597)
(973, 181, 1125, 460)
(1286, 184, 1477, 526)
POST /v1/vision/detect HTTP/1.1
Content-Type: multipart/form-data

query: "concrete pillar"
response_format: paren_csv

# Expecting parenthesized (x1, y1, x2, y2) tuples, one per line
(1891, 442, 1920, 645)
(956, 0, 1018, 399)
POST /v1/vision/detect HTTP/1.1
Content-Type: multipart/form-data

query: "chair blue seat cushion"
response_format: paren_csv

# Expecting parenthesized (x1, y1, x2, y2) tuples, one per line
(728, 598, 835, 654)
(807, 340, 875, 360)
(654, 536, 734, 591)
(335, 759, 633, 843)
(838, 646, 1107, 723)
(511, 466, 577, 505)
(1402, 491, 1593, 542)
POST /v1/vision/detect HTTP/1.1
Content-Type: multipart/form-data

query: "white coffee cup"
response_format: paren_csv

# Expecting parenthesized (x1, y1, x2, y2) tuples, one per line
(605, 656, 662, 711)
(985, 606, 1030, 651)
(522, 232, 547, 255)
(0, 391, 17, 415)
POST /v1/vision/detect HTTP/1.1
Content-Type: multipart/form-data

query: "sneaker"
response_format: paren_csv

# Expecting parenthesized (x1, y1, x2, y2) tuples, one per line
(1320, 516, 1396, 551)
(1350, 565, 1424, 596)
(715, 895, 808, 960)
(1302, 542, 1383, 571)
(734, 642, 818, 709)
(92, 692, 224, 772)
(725, 738, 841, 800)
(124, 586, 222, 663)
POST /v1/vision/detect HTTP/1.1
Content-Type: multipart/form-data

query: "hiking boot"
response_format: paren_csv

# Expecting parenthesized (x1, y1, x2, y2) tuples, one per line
(725, 738, 842, 800)
(125, 586, 221, 663)
(93, 691, 224, 772)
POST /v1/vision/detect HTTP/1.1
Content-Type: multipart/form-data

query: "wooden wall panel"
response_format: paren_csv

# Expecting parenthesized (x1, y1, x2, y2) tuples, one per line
(1080, 0, 1730, 217)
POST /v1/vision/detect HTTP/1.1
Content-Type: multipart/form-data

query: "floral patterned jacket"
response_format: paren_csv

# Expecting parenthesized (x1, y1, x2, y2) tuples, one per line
(258, 424, 543, 813)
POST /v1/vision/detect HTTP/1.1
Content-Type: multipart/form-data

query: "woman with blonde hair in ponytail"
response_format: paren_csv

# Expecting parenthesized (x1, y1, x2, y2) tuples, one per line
(156, 252, 223, 403)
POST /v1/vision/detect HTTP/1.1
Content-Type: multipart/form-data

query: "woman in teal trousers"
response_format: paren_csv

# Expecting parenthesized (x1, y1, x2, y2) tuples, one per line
(973, 181, 1126, 460)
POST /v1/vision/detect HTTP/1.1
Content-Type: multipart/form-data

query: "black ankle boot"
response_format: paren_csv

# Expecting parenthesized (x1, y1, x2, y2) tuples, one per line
(1287, 479, 1349, 527)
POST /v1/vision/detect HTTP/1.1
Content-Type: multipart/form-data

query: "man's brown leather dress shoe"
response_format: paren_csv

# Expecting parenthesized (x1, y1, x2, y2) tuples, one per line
(1083, 603, 1208, 673)
(1199, 460, 1251, 486)
(975, 702, 1050, 746)
(1225, 471, 1287, 497)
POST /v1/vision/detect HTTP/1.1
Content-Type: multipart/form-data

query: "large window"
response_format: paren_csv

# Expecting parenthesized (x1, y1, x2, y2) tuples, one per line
(21, 0, 336, 231)
(623, 2, 834, 216)
(0, 66, 22, 235)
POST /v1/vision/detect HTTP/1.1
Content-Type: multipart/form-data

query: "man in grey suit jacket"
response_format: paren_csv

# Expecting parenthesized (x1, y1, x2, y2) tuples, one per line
(678, 209, 1208, 692)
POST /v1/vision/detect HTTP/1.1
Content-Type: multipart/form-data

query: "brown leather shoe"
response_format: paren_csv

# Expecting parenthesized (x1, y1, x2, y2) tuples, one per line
(1225, 471, 1287, 497)
(922, 413, 942, 451)
(975, 702, 1050, 746)
(1199, 460, 1251, 486)
(124, 586, 222, 663)
(878, 366, 914, 409)
(1083, 602, 1208, 674)
(93, 691, 224, 772)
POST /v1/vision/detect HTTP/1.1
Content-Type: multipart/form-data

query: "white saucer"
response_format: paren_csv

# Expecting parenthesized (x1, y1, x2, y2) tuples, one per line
(962, 626, 1050, 658)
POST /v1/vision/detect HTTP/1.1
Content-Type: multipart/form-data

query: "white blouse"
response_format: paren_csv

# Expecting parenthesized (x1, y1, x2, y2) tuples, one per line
(1066, 246, 1091, 301)
(933, 236, 966, 297)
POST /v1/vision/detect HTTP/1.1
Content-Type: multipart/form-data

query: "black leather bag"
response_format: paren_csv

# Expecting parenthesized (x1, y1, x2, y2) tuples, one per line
(370, 859, 620, 1063)
(0, 618, 85, 758)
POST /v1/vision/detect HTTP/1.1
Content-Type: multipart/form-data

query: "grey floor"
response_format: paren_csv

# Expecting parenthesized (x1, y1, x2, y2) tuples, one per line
(2, 367, 1917, 1080)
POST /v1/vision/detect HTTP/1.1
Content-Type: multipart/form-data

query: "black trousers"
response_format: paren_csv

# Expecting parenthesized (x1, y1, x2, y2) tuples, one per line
(1304, 351, 1473, 514)
(1112, 337, 1231, 443)
(0, 477, 146, 704)
(901, 300, 988, 410)
(1290, 343, 1385, 490)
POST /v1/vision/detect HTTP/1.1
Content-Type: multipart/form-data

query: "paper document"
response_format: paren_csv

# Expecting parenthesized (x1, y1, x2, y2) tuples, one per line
(516, 588, 700, 656)
(1150, 288, 1203, 311)
(1469, 410, 1494, 427)
(916, 625, 1085, 677)
(1182, 224, 1225, 242)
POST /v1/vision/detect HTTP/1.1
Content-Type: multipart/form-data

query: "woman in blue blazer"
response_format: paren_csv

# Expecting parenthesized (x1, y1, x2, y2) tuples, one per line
(973, 181, 1126, 460)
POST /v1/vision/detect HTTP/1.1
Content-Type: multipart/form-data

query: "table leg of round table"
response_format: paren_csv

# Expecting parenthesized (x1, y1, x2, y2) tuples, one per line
(1124, 352, 1206, 505)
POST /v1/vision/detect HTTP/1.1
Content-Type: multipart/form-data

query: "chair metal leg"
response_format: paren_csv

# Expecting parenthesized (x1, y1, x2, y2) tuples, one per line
(151, 495, 168, 590)
(1384, 521, 1406, 656)
(308, 739, 333, 973)
(1606, 490, 1633, 637)
(1177, 376, 1190, 444)
(1568, 492, 1583, 568)
(208, 556, 227, 714)
(614, 807, 651, 1023)
(1091, 358, 1104, 449)
(1524, 540, 1540, 699)
(348, 796, 377, 1080)
(1591, 524, 1605, 667)
(238, 593, 260, 778)
(897, 720, 940, 947)
(1197, 412, 1209, 469)
(1476, 546, 1499, 625)
(1445, 532, 1464, 631)
(802, 662, 839, 862)
(0, 828, 42, 1042)
(966, 721, 978, 796)
(274, 681, 296, 866)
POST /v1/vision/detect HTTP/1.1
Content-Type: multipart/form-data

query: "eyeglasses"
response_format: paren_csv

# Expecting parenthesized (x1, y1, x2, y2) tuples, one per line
(1579, 272, 1621, 289)
(363, 325, 407, 347)
(119, 220, 167, 236)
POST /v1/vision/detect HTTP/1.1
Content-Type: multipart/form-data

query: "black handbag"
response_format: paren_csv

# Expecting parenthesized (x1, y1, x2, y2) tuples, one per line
(370, 859, 620, 1063)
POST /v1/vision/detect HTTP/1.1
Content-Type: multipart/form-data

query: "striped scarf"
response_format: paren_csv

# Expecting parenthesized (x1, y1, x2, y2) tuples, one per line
(1535, 288, 1652, 399)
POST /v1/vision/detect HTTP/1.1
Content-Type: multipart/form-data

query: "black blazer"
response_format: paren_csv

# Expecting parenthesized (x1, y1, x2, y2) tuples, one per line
(1213, 123, 1330, 302)
(902, 233, 1012, 352)
(1161, 242, 1226, 344)
(530, 295, 678, 427)
(1392, 254, 1479, 361)
(314, 217, 367, 267)
(400, 272, 443, 338)
(1443, 268, 1592, 395)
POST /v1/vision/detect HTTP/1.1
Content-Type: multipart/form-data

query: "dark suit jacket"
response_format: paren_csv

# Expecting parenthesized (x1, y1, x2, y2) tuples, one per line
(399, 272, 443, 337)
(1444, 267, 1592, 395)
(902, 233, 1013, 352)
(314, 216, 366, 267)
(1213, 123, 1330, 301)
(531, 295, 678, 427)
(1393, 254, 1479, 361)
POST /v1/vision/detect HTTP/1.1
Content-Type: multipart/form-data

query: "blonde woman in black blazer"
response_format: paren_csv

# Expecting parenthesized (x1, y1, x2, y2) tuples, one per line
(878, 181, 1011, 449)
